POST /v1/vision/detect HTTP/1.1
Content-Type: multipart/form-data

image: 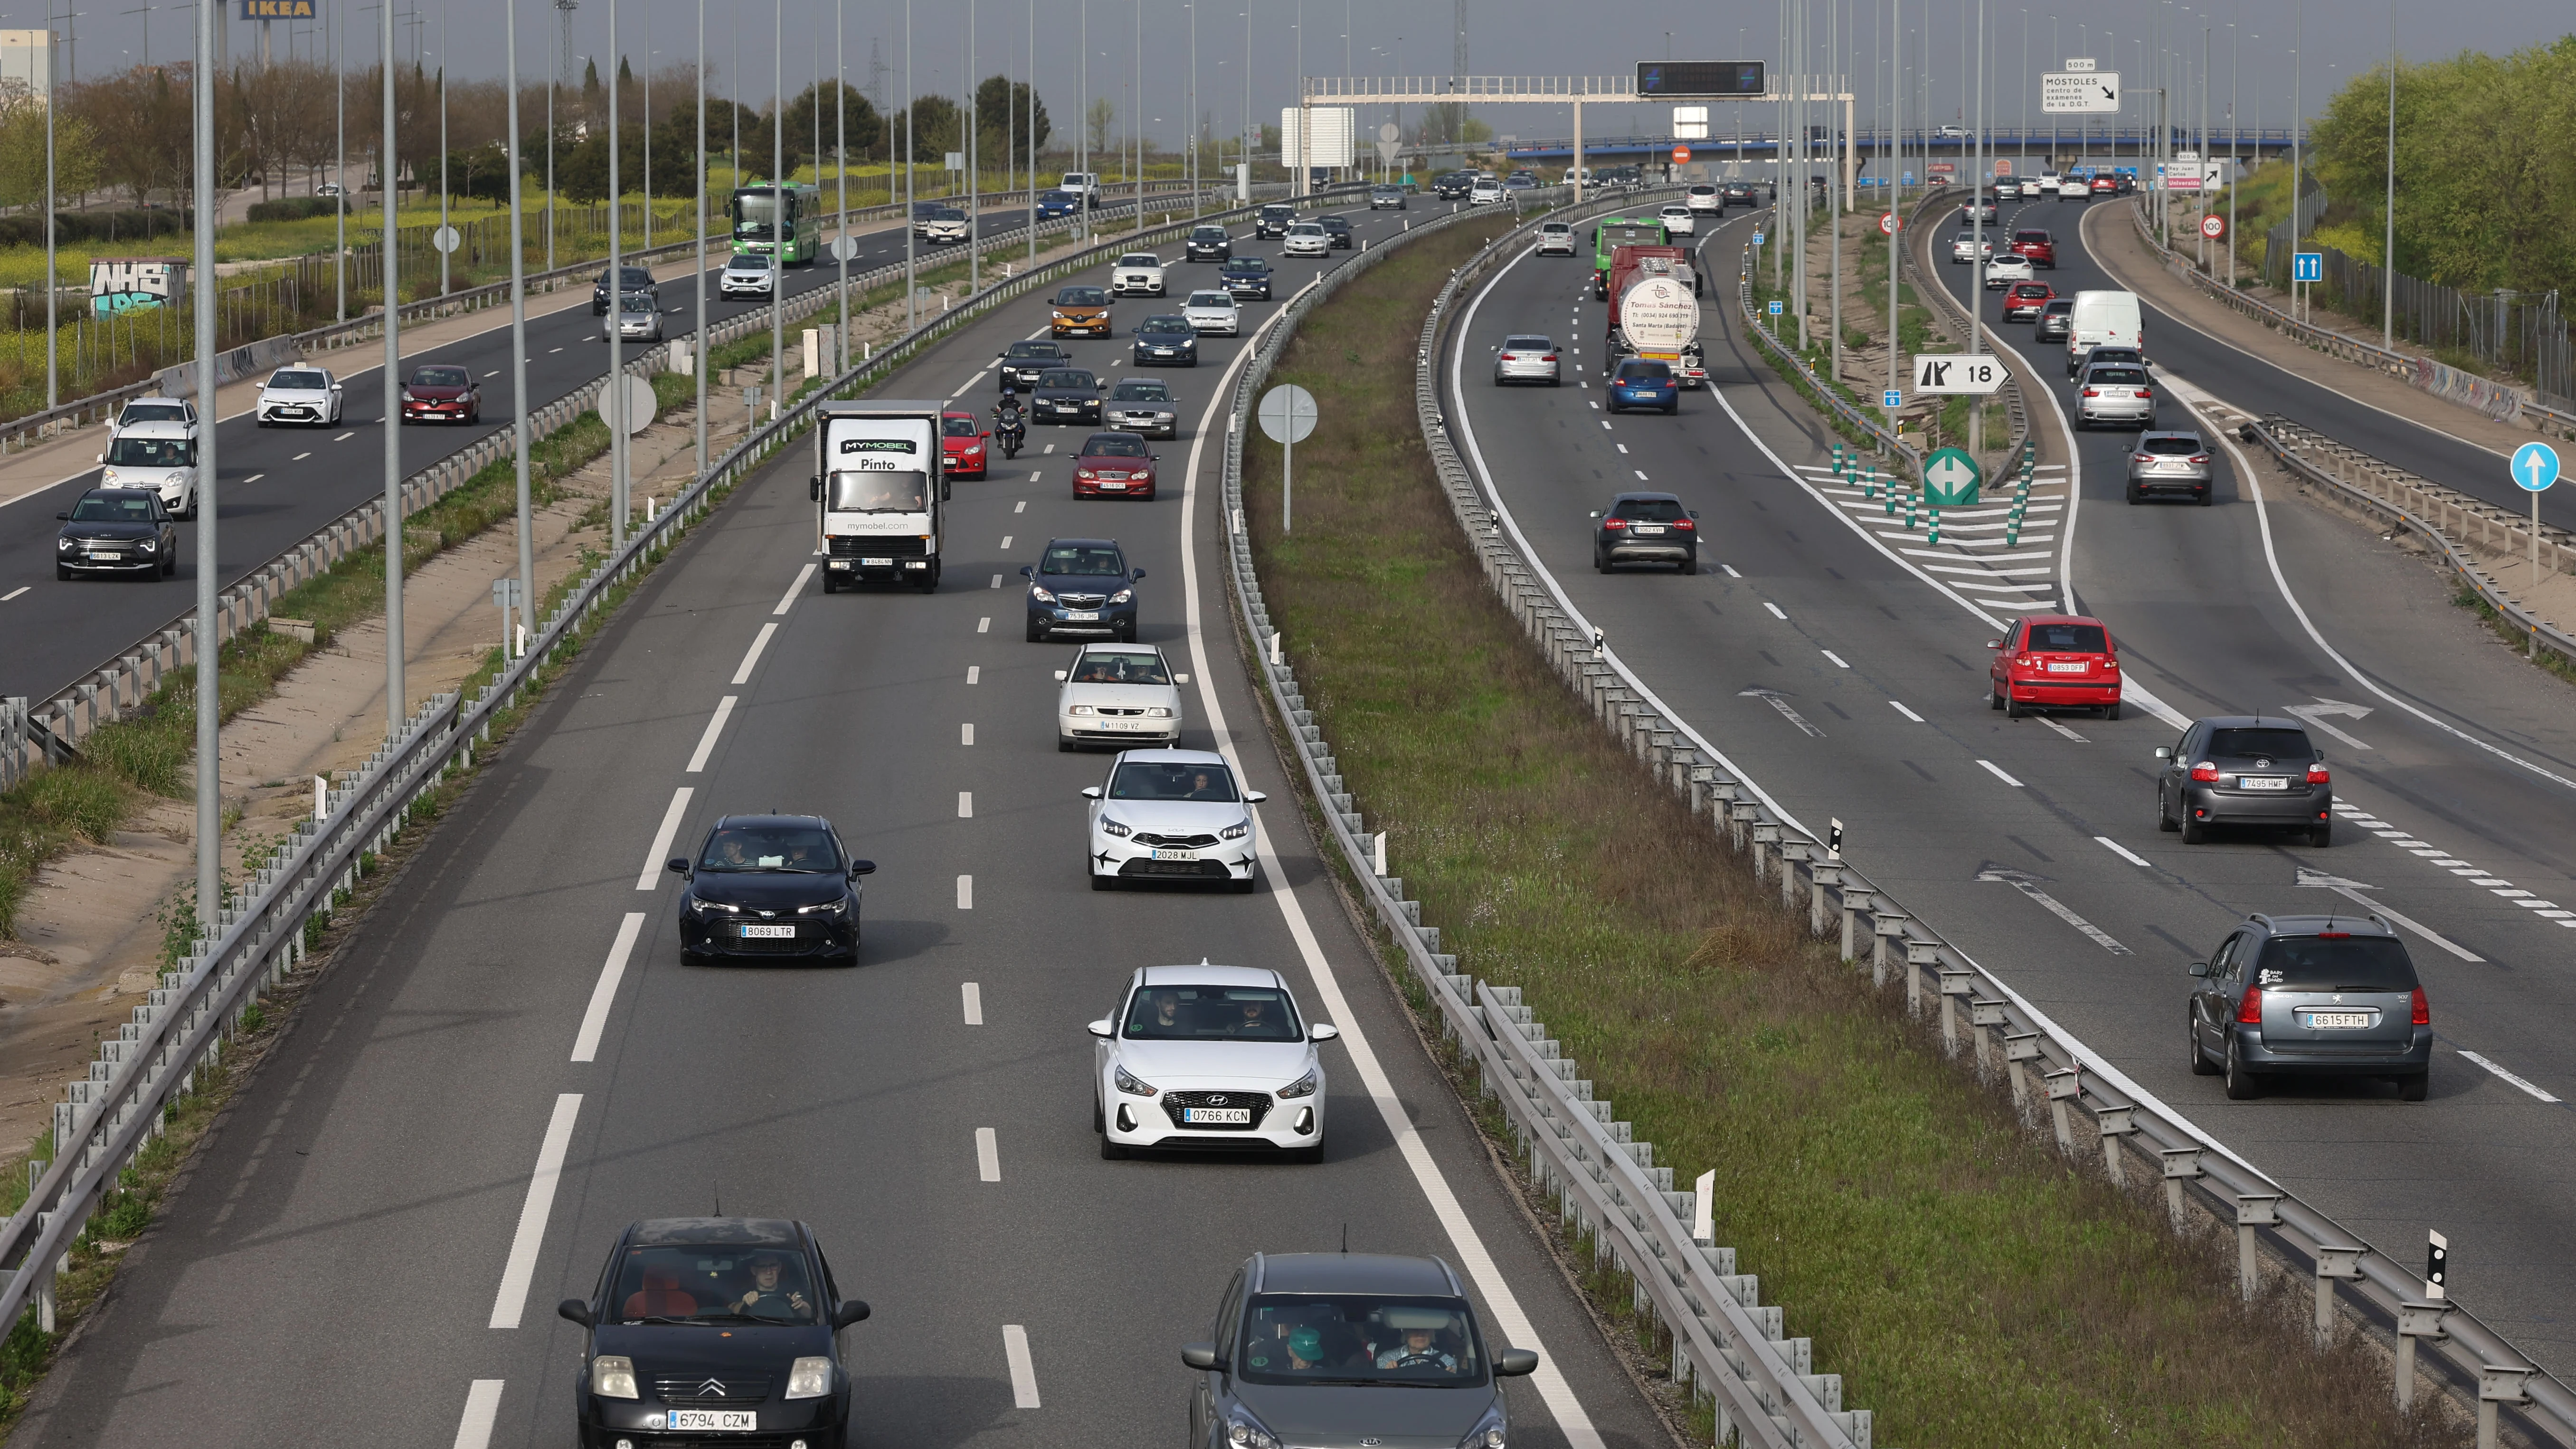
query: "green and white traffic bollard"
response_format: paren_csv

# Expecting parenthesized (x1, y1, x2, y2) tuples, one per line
(1928, 507, 1942, 544)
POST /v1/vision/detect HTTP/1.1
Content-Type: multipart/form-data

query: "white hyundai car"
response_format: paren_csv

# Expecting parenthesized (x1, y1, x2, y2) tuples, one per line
(1658, 203, 1696, 237)
(1058, 645, 1185, 749)
(1089, 964, 1336, 1161)
(1082, 748, 1264, 891)
(253, 367, 342, 427)
(1183, 290, 1240, 336)
(1111, 252, 1168, 296)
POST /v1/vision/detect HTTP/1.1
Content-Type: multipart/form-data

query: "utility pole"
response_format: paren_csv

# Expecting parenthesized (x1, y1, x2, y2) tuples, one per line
(835, 0, 847, 379)
(2381, 0, 2395, 349)
(335, 7, 346, 322)
(437, 35, 449, 296)
(609, 0, 626, 549)
(1885, 0, 1900, 446)
(191, 0, 219, 928)
(696, 0, 708, 479)
(42, 16, 55, 410)
(904, 0, 916, 327)
(968, 0, 978, 296)
(379, 0, 404, 741)
(771, 0, 784, 418)
(507, 0, 535, 657)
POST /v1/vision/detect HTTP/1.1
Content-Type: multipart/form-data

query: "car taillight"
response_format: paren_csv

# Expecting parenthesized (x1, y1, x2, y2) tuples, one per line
(1601, 518, 1628, 530)
(1674, 519, 1695, 530)
(2411, 988, 2431, 1026)
(2082, 388, 2101, 397)
(2188, 761, 2219, 782)
(2307, 764, 2330, 784)
(1541, 353, 1557, 361)
(2133, 453, 2155, 463)
(2189, 455, 2210, 464)
(2014, 654, 2036, 668)
(2236, 987, 2264, 1024)
(2134, 389, 2154, 399)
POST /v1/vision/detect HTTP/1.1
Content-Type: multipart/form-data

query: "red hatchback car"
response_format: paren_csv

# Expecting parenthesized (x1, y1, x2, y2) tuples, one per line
(2008, 228, 2056, 268)
(941, 410, 990, 480)
(1071, 430, 1157, 500)
(1989, 614, 2123, 719)
(2001, 282, 2056, 322)
(399, 363, 480, 424)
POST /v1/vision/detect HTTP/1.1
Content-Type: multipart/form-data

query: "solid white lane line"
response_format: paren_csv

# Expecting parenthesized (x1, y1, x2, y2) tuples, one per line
(683, 696, 739, 773)
(772, 563, 815, 615)
(975, 1127, 1001, 1181)
(2457, 1051, 2563, 1104)
(1977, 759, 2025, 787)
(1002, 1325, 1042, 1408)
(486, 1094, 583, 1328)
(961, 722, 975, 745)
(958, 791, 974, 818)
(1177, 288, 1609, 1449)
(967, 665, 981, 683)
(962, 981, 984, 1024)
(1889, 700, 1925, 722)
(451, 1381, 506, 1449)
(957, 874, 974, 909)
(2095, 836, 2151, 867)
(1762, 601, 1787, 620)
(1821, 649, 1849, 668)
(635, 787, 694, 889)
(730, 623, 777, 684)
(570, 914, 647, 1062)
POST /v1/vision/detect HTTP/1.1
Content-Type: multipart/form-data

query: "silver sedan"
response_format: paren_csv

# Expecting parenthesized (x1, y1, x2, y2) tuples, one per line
(1492, 335, 1561, 386)
(2125, 430, 2213, 504)
(2076, 362, 2156, 429)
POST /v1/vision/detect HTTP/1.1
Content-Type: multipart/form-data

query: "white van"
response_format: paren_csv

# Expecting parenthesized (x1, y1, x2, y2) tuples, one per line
(1060, 171, 1099, 203)
(2066, 290, 2144, 376)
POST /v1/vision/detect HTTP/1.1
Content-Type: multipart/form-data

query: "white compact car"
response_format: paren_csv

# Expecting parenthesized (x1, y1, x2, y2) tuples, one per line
(720, 253, 776, 298)
(1090, 963, 1335, 1162)
(2058, 176, 2090, 198)
(1183, 290, 1240, 335)
(1535, 221, 1576, 256)
(1282, 223, 1330, 257)
(1056, 642, 1184, 749)
(111, 395, 197, 441)
(1082, 748, 1265, 891)
(607, 292, 663, 342)
(254, 367, 342, 427)
(96, 419, 197, 518)
(922, 207, 970, 244)
(1684, 184, 1721, 212)
(1984, 255, 2036, 287)
(1468, 176, 1505, 205)
(1950, 232, 1993, 263)
(1658, 203, 1697, 237)
(1111, 252, 1168, 296)
(2035, 170, 2063, 195)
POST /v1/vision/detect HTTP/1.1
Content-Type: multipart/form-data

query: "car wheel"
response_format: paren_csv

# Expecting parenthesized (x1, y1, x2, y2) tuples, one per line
(256, 417, 269, 428)
(2125, 486, 2140, 504)
(1059, 737, 1077, 752)
(1093, 1096, 1106, 1133)
(162, 553, 177, 577)
(1231, 874, 1258, 895)
(1099, 1133, 1128, 1160)
(2158, 786, 2180, 832)
(2102, 701, 2121, 721)
(1664, 402, 1678, 415)
(2222, 1038, 2263, 1100)
(2397, 1072, 2428, 1102)
(1091, 871, 1118, 891)
(1594, 549, 1610, 574)
(822, 573, 840, 594)
(2309, 822, 2332, 849)
(2188, 1010, 2218, 1074)
(2181, 815, 2207, 845)
(2003, 691, 2024, 718)
(1289, 1143, 1325, 1165)
(1027, 620, 1046, 642)
(1680, 555, 1697, 576)
(55, 564, 70, 581)
(2197, 489, 2212, 506)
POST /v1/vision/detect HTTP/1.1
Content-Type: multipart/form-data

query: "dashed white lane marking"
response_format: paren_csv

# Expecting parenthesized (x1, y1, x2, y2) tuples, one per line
(962, 982, 984, 1024)
(961, 722, 975, 746)
(1002, 1325, 1042, 1407)
(242, 473, 265, 483)
(1889, 700, 1925, 722)
(1761, 601, 1786, 620)
(2458, 1051, 2562, 1104)
(486, 1094, 583, 1328)
(2038, 715, 2087, 742)
(292, 451, 312, 461)
(957, 874, 974, 909)
(978, 616, 991, 632)
(334, 430, 356, 440)
(966, 665, 981, 683)
(731, 623, 777, 684)
(451, 1381, 505, 1449)
(570, 914, 648, 1062)
(1633, 469, 1649, 482)
(2095, 836, 2151, 867)
(683, 696, 738, 773)
(1615, 443, 1629, 454)
(1821, 649, 1849, 668)
(1721, 564, 1742, 578)
(975, 1127, 1002, 1181)
(635, 788, 694, 889)
(771, 563, 814, 615)
(1977, 759, 2026, 787)
(1001, 535, 1013, 549)
(1981, 868, 2131, 954)
(0, 587, 26, 601)
(958, 791, 974, 818)
(1015, 499, 1027, 512)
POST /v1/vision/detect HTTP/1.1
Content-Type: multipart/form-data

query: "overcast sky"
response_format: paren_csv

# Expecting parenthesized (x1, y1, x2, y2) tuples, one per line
(42, 0, 2573, 151)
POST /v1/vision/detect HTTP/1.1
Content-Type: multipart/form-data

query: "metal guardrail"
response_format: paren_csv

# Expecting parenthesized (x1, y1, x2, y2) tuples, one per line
(2122, 199, 2576, 443)
(0, 180, 1376, 1344)
(1411, 197, 2576, 1442)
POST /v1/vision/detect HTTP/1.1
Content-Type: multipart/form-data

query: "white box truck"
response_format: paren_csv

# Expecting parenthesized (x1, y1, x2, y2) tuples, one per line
(813, 400, 949, 592)
(2066, 290, 2143, 377)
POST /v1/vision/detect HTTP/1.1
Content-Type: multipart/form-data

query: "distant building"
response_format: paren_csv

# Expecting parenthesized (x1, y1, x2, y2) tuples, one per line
(0, 29, 52, 101)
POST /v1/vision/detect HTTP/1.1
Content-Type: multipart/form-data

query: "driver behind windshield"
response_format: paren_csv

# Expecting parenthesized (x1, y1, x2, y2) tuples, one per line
(727, 1251, 815, 1321)
(698, 826, 840, 871)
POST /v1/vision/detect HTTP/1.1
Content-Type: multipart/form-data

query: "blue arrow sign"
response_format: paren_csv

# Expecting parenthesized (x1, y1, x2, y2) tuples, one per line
(1751, 231, 1765, 245)
(2292, 251, 2323, 283)
(2512, 441, 2561, 492)
(1768, 300, 1784, 316)
(1883, 388, 1903, 408)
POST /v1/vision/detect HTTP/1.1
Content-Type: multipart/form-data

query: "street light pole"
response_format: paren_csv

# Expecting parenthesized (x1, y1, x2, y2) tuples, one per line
(968, 0, 978, 297)
(191, 0, 220, 926)
(335, 6, 346, 322)
(378, 0, 404, 742)
(771, 0, 783, 417)
(43, 13, 55, 411)
(903, 0, 915, 328)
(437, 32, 449, 296)
(507, 0, 534, 651)
(696, 0, 707, 478)
(2381, 0, 2395, 349)
(608, 0, 626, 549)
(834, 0, 846, 375)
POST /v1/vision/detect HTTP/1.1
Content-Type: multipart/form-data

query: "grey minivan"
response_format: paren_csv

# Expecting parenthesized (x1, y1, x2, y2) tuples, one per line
(1183, 1253, 1537, 1449)
(2187, 912, 2433, 1100)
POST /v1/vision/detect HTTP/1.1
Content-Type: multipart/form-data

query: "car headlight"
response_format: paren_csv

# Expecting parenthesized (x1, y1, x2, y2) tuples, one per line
(137, 537, 156, 552)
(1109, 588, 1134, 605)
(1275, 1068, 1317, 1099)
(1068, 704, 1097, 716)
(1098, 817, 1132, 838)
(400, 388, 413, 402)
(1221, 819, 1251, 841)
(1052, 310, 1068, 319)
(1028, 584, 1057, 603)
(784, 1355, 833, 1400)
(687, 894, 739, 916)
(1226, 1410, 1281, 1449)
(1114, 1064, 1159, 1097)
(1145, 707, 1174, 719)
(1458, 1401, 1507, 1449)
(57, 536, 73, 551)
(100, 469, 118, 483)
(797, 896, 849, 915)
(590, 1354, 640, 1399)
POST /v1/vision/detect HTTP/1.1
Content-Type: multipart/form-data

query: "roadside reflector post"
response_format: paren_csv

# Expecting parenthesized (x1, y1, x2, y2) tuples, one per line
(2479, 1367, 2537, 1449)
(2095, 1103, 2138, 1185)
(1969, 997, 2008, 1075)
(1927, 506, 1942, 545)
(2312, 1243, 2367, 1348)
(2234, 1193, 2282, 1301)
(2159, 1146, 2206, 1227)
(1935, 966, 1975, 1054)
(2395, 1299, 2451, 1416)
(1870, 909, 1910, 990)
(2043, 1065, 2083, 1154)
(2001, 1031, 2042, 1113)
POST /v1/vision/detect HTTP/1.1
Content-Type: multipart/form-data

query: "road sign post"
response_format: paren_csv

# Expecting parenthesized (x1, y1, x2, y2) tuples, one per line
(2511, 441, 2561, 640)
(2200, 213, 2226, 240)
(1922, 446, 1982, 507)
(1259, 384, 1320, 532)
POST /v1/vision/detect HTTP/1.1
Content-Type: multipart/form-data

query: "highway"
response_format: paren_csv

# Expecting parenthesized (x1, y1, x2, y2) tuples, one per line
(8, 198, 1673, 1449)
(1440, 195, 2576, 1374)
(0, 199, 1207, 710)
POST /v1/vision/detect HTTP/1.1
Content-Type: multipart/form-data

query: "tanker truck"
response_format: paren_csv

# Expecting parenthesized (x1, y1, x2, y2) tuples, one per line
(1605, 245, 1708, 388)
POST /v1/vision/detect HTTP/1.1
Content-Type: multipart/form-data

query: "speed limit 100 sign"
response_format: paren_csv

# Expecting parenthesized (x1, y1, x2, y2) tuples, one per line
(2200, 213, 2226, 239)
(1879, 212, 1900, 235)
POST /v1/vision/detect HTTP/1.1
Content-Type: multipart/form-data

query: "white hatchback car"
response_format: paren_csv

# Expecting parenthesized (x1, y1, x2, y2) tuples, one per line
(1468, 176, 1505, 205)
(1058, 643, 1184, 748)
(1535, 221, 1576, 256)
(96, 420, 198, 517)
(1983, 255, 2036, 287)
(720, 253, 775, 298)
(1089, 964, 1335, 1161)
(1111, 253, 1168, 296)
(2058, 176, 2091, 198)
(1282, 222, 1330, 257)
(254, 367, 342, 427)
(1183, 290, 1241, 336)
(1658, 203, 1697, 237)
(1082, 748, 1265, 892)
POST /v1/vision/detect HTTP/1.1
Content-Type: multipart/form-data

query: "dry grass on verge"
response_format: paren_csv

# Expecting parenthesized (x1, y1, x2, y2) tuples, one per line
(1242, 223, 2446, 1448)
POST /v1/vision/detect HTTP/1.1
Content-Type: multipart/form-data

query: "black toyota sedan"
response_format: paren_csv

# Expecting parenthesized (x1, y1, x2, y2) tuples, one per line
(56, 487, 177, 580)
(1131, 313, 1200, 367)
(1032, 367, 1108, 425)
(1218, 255, 1274, 299)
(1024, 537, 1143, 641)
(998, 339, 1074, 390)
(592, 264, 659, 315)
(559, 1218, 871, 1449)
(668, 815, 874, 964)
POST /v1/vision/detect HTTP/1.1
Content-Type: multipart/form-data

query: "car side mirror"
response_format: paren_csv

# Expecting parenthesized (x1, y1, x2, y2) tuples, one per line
(1588, 511, 1601, 519)
(1055, 670, 1069, 682)
(1245, 790, 1268, 804)
(1309, 1023, 1339, 1042)
(55, 510, 68, 520)
(1131, 568, 1147, 581)
(1088, 1018, 1115, 1039)
(2189, 962, 2211, 978)
(1020, 565, 1033, 578)
(1495, 1348, 1540, 1377)
(332, 382, 343, 391)
(832, 1299, 872, 1328)
(849, 860, 876, 877)
(2154, 747, 2173, 760)
(1081, 786, 1103, 799)
(1181, 1342, 1224, 1371)
(1097, 380, 1108, 390)
(809, 475, 822, 501)
(667, 857, 690, 875)
(557, 1298, 595, 1328)
(95, 454, 103, 464)
(1986, 640, 2003, 650)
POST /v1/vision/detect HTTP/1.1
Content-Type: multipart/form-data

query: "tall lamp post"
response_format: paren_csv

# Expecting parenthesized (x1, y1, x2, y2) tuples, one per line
(608, 0, 627, 549)
(507, 0, 534, 652)
(377, 0, 404, 743)
(190, 0, 219, 926)
(335, 5, 346, 321)
(695, 0, 708, 477)
(770, 0, 783, 416)
(834, 0, 847, 373)
(43, 15, 55, 410)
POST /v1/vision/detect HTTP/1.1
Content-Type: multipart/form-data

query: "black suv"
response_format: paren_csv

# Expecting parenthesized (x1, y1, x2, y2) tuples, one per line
(1253, 203, 1297, 239)
(1024, 537, 1144, 640)
(1314, 214, 1354, 249)
(592, 265, 658, 315)
(1590, 491, 1699, 574)
(1218, 256, 1274, 299)
(2186, 912, 2432, 1100)
(1184, 224, 1233, 261)
(1433, 171, 1475, 200)
(997, 339, 1073, 390)
(56, 487, 177, 580)
(666, 815, 874, 964)
(559, 1218, 870, 1449)
(2154, 716, 2333, 845)
(1182, 1253, 1538, 1449)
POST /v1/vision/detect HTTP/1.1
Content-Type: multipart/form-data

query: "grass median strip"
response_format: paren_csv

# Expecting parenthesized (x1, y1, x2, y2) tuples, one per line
(1242, 221, 2440, 1447)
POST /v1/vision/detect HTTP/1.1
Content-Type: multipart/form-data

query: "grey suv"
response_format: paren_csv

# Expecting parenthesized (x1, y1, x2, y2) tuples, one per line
(2124, 430, 2213, 505)
(2187, 912, 2432, 1100)
(1182, 1253, 1538, 1449)
(2155, 716, 2333, 845)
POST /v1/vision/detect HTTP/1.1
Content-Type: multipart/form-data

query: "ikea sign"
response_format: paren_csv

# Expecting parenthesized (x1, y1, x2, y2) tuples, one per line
(240, 0, 316, 17)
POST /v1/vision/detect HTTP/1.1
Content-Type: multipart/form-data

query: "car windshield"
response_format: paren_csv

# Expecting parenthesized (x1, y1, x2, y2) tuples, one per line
(121, 402, 187, 422)
(412, 366, 469, 387)
(1238, 1295, 1487, 1386)
(1122, 984, 1302, 1040)
(2015, 230, 2049, 243)
(71, 494, 155, 522)
(730, 255, 771, 270)
(1612, 498, 1686, 522)
(1188, 293, 1232, 308)
(1319, 218, 1348, 229)
(1193, 227, 1227, 239)
(932, 208, 966, 221)
(2207, 727, 2315, 759)
(1041, 190, 1074, 203)
(827, 469, 928, 513)
(1617, 362, 1673, 382)
(2011, 284, 2049, 297)
(1038, 370, 1097, 390)
(1229, 257, 1270, 270)
(1261, 206, 1294, 218)
(696, 824, 841, 872)
(943, 415, 980, 437)
(1057, 286, 1108, 306)
(1042, 544, 1127, 576)
(1119, 254, 1159, 266)
(105, 436, 189, 467)
(1288, 225, 1323, 235)
(2024, 622, 2107, 653)
(619, 295, 655, 314)
(1084, 435, 1148, 457)
(268, 371, 328, 390)
(1542, 224, 1570, 234)
(1071, 649, 1171, 685)
(2252, 934, 2418, 993)
(611, 1244, 817, 1325)
(1108, 760, 1240, 802)
(1007, 342, 1061, 359)
(2042, 300, 2074, 314)
(1139, 316, 1191, 334)
(1111, 383, 1169, 402)
(2141, 436, 2202, 455)
(2088, 368, 2148, 386)
(1502, 336, 1553, 351)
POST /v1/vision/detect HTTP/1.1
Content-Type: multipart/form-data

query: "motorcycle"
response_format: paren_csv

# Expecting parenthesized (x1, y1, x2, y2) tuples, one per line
(995, 416, 1027, 459)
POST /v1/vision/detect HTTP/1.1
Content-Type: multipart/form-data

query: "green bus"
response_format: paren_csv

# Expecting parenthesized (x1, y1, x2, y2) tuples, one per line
(731, 184, 821, 264)
(1591, 217, 1669, 298)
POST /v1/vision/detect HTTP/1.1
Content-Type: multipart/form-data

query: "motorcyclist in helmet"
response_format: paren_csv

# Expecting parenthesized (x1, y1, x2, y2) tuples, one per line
(992, 387, 1027, 457)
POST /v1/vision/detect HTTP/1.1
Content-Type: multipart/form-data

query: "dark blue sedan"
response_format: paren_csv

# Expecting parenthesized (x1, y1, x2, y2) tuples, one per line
(1606, 359, 1680, 415)
(1036, 189, 1081, 220)
(1131, 314, 1200, 367)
